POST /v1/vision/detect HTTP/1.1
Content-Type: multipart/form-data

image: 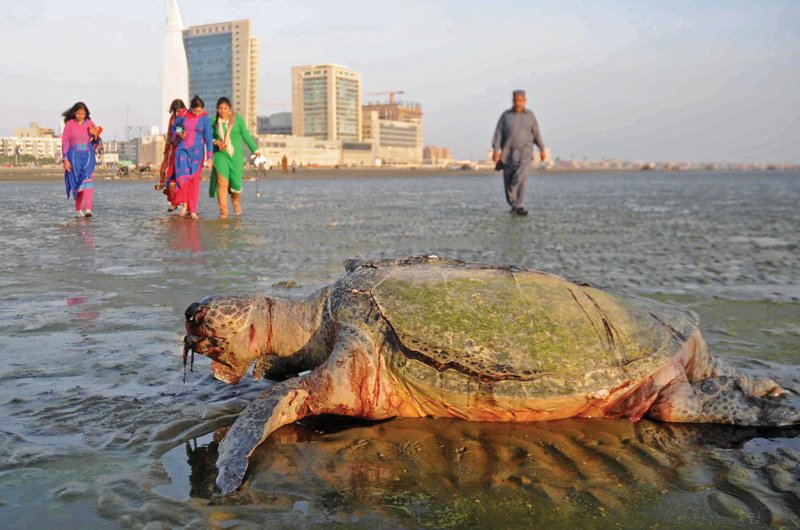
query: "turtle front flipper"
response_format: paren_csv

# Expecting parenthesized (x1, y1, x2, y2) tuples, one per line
(215, 378, 311, 495)
(647, 376, 800, 427)
(215, 325, 408, 495)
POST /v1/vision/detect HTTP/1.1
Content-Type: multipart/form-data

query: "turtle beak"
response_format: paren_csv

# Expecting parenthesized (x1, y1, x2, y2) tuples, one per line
(184, 300, 229, 363)
(185, 335, 230, 361)
(182, 296, 258, 385)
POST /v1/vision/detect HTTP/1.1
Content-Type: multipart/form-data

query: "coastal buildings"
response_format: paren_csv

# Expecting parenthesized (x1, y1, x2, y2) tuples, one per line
(106, 139, 139, 164)
(423, 145, 453, 166)
(291, 64, 362, 142)
(257, 134, 341, 167)
(161, 0, 189, 133)
(262, 69, 430, 167)
(183, 19, 259, 132)
(362, 100, 423, 165)
(153, 9, 435, 168)
(1, 122, 61, 161)
(14, 123, 56, 138)
(137, 135, 167, 168)
(257, 112, 292, 135)
(362, 111, 422, 165)
(362, 99, 422, 124)
(0, 136, 61, 161)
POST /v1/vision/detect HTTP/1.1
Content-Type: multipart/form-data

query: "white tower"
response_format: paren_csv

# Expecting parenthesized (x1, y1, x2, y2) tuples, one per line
(161, 0, 189, 133)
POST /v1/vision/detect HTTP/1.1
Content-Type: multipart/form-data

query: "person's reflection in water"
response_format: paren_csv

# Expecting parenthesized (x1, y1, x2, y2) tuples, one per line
(75, 221, 95, 251)
(185, 438, 220, 499)
(207, 216, 245, 252)
(168, 217, 202, 254)
(66, 296, 100, 322)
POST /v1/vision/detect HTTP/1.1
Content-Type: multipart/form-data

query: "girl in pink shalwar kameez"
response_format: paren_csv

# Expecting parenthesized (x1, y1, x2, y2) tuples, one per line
(61, 102, 102, 218)
(169, 95, 213, 219)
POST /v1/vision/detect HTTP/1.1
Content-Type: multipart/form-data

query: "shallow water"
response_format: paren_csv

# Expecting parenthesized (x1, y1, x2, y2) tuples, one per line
(1, 170, 799, 529)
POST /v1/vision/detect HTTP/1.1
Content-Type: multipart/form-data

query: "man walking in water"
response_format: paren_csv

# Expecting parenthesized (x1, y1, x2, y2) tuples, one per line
(492, 90, 547, 216)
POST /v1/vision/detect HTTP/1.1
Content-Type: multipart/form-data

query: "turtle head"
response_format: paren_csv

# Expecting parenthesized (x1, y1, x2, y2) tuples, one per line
(184, 295, 270, 384)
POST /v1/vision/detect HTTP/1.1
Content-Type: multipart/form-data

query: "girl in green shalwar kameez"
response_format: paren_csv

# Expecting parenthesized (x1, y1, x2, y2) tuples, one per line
(210, 97, 261, 219)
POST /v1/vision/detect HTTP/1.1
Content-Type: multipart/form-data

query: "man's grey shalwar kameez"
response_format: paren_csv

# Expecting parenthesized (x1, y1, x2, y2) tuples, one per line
(492, 108, 545, 210)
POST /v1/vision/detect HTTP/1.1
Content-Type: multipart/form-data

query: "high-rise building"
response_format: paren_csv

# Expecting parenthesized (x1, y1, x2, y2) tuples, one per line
(291, 64, 362, 142)
(183, 19, 259, 132)
(161, 0, 189, 133)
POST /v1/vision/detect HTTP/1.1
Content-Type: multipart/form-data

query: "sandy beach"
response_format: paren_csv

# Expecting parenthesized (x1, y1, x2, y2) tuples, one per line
(1, 170, 799, 528)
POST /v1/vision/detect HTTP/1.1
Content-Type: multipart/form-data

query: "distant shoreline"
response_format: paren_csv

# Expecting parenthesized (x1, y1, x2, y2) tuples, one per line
(0, 166, 493, 182)
(0, 165, 796, 183)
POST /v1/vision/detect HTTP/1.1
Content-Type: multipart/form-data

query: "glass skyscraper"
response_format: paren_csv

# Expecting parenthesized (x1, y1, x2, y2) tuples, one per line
(183, 20, 259, 132)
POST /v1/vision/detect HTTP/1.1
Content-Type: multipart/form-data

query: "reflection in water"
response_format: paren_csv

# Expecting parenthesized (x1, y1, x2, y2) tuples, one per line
(185, 438, 219, 499)
(74, 219, 95, 251)
(167, 217, 202, 254)
(171, 417, 800, 527)
(66, 296, 100, 322)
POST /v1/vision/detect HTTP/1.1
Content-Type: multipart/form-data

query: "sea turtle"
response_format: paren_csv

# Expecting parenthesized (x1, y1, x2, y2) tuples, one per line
(183, 256, 799, 495)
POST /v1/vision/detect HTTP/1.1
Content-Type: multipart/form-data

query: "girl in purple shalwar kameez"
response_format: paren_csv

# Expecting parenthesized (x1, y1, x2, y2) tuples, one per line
(61, 102, 102, 218)
(169, 95, 213, 219)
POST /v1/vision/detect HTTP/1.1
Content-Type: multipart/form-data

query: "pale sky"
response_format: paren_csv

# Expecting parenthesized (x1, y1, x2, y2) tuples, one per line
(1, 0, 798, 162)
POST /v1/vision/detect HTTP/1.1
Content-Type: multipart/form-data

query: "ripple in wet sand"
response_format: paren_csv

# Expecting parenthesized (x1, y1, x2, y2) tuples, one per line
(153, 416, 800, 528)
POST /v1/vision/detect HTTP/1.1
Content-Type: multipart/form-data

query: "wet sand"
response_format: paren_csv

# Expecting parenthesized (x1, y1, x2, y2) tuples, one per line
(162, 416, 800, 528)
(0, 170, 798, 528)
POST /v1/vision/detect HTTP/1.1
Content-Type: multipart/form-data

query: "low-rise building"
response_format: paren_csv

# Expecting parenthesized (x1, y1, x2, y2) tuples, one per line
(361, 100, 423, 166)
(137, 135, 166, 168)
(341, 141, 375, 166)
(0, 136, 62, 160)
(14, 122, 56, 138)
(257, 134, 342, 167)
(257, 112, 292, 135)
(115, 139, 139, 163)
(362, 101, 422, 124)
(363, 110, 422, 166)
(423, 145, 453, 166)
(1, 122, 61, 161)
(101, 152, 120, 166)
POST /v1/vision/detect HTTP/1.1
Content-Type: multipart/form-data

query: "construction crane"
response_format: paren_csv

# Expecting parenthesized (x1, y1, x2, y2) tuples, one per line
(364, 90, 405, 104)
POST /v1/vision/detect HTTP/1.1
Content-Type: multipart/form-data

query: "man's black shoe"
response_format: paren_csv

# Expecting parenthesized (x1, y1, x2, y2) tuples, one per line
(515, 208, 529, 216)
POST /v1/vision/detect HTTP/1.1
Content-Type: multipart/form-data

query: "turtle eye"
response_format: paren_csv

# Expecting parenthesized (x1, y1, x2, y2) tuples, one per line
(185, 302, 208, 324)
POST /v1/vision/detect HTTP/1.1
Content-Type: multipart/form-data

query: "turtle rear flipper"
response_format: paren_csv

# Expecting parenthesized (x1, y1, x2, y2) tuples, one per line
(648, 376, 800, 427)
